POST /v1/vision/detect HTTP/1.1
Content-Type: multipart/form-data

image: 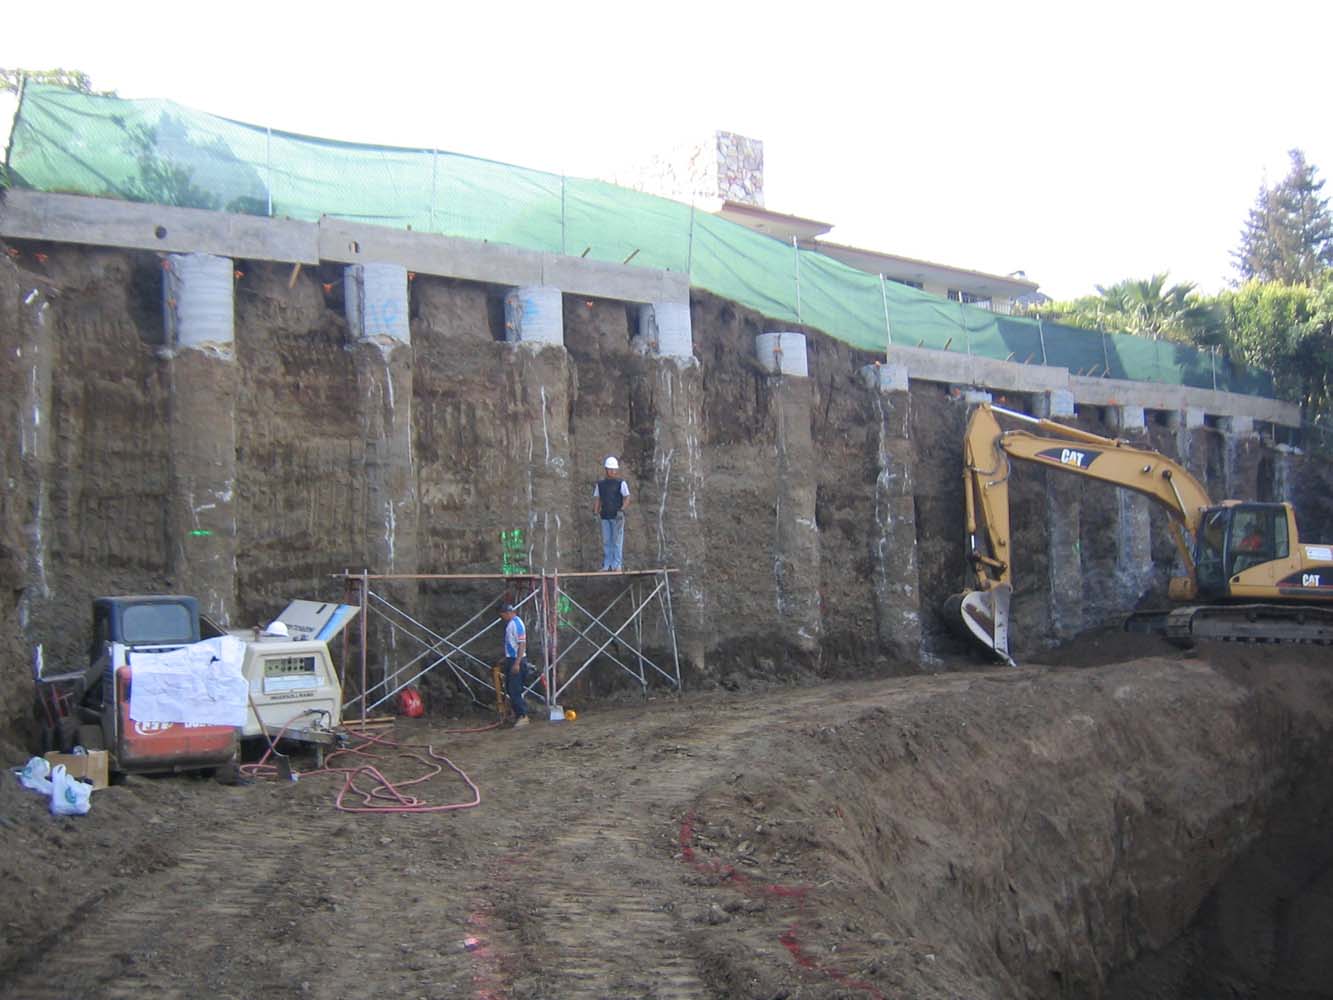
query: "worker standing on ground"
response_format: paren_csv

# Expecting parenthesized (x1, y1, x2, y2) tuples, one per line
(499, 603, 530, 728)
(594, 456, 631, 572)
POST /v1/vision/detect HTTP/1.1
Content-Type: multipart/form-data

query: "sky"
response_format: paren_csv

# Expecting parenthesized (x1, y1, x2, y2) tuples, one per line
(4, 1, 1331, 300)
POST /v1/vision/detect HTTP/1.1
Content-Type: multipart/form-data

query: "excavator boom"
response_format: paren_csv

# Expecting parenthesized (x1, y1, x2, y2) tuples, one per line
(950, 402, 1333, 663)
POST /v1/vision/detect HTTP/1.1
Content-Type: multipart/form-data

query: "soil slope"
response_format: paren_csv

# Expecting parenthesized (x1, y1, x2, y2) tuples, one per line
(2, 643, 1332, 999)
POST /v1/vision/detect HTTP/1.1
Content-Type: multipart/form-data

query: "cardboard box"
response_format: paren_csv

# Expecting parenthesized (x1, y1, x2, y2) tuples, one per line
(44, 750, 110, 791)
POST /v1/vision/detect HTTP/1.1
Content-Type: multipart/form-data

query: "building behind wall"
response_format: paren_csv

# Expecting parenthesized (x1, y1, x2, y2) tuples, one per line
(609, 128, 1040, 314)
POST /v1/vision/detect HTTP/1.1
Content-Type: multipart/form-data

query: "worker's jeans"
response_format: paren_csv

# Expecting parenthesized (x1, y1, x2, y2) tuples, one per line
(600, 515, 625, 571)
(505, 658, 527, 719)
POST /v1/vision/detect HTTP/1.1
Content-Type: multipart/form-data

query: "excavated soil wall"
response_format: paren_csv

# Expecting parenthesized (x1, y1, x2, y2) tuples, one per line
(2, 240, 1333, 717)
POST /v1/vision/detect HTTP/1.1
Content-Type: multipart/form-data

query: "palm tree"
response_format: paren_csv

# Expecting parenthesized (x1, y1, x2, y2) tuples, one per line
(1084, 273, 1221, 345)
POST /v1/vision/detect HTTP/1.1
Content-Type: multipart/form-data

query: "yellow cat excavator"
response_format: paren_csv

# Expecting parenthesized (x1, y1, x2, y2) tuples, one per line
(948, 402, 1333, 664)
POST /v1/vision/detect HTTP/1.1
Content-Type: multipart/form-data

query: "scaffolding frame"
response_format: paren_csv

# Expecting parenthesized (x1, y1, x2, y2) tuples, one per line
(336, 569, 680, 721)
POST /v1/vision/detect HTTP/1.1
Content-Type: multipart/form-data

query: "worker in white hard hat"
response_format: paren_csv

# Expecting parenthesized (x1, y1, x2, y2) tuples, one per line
(593, 456, 631, 571)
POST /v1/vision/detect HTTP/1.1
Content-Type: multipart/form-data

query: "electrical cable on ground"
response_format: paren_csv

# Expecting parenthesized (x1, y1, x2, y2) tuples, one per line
(241, 709, 500, 814)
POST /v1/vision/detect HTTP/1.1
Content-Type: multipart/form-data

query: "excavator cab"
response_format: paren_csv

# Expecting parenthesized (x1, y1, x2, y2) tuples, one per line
(1193, 502, 1290, 599)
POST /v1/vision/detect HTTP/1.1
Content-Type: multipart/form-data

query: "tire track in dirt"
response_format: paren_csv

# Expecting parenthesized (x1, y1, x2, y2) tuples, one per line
(432, 695, 854, 999)
(0, 800, 338, 1000)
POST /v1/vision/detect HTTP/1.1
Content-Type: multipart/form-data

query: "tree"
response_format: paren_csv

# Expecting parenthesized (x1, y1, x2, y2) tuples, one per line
(0, 68, 114, 96)
(1216, 277, 1333, 417)
(1234, 149, 1333, 285)
(1091, 274, 1221, 344)
(1019, 273, 1220, 346)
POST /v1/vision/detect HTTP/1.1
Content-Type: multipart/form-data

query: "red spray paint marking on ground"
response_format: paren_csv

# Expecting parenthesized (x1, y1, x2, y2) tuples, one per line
(679, 811, 886, 1000)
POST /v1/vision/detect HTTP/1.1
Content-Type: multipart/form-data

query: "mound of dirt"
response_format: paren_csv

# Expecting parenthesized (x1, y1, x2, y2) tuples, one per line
(1025, 621, 1185, 668)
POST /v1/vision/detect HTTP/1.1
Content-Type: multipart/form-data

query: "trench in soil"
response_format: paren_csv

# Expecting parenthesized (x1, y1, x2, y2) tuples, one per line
(679, 659, 1333, 999)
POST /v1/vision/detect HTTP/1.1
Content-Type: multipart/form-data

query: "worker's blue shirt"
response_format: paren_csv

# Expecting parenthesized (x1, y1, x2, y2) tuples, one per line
(504, 616, 526, 659)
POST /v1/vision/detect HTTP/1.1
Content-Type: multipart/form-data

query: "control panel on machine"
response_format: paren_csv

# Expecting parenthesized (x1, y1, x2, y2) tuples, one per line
(262, 654, 320, 693)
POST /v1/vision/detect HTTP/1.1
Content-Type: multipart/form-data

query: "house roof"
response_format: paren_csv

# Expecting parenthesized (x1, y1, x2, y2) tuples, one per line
(715, 200, 834, 242)
(811, 240, 1041, 299)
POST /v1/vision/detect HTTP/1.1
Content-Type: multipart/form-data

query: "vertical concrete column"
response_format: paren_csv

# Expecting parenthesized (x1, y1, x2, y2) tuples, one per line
(345, 263, 419, 577)
(164, 253, 238, 625)
(1043, 407, 1084, 642)
(496, 284, 570, 572)
(1219, 414, 1261, 500)
(1169, 406, 1210, 484)
(507, 344, 573, 574)
(759, 334, 821, 658)
(1111, 407, 1153, 611)
(1034, 389, 1075, 419)
(503, 284, 571, 573)
(860, 364, 922, 660)
(637, 301, 694, 359)
(1274, 445, 1297, 505)
(647, 357, 710, 670)
(347, 263, 419, 684)
(12, 269, 54, 669)
(1218, 414, 1255, 438)
(755, 332, 810, 377)
(504, 286, 564, 345)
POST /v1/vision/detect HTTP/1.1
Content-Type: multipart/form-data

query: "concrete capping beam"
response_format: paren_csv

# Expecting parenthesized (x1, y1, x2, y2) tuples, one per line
(1067, 374, 1299, 427)
(885, 343, 1070, 394)
(321, 218, 538, 286)
(319, 219, 688, 306)
(541, 253, 689, 306)
(1, 195, 1300, 427)
(878, 345, 1298, 428)
(0, 190, 318, 264)
(0, 191, 688, 306)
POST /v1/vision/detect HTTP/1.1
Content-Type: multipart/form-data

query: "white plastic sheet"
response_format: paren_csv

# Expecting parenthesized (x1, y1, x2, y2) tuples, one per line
(129, 635, 247, 727)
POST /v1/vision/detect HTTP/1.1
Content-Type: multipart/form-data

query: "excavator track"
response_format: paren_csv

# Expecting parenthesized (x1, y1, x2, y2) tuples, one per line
(1155, 604, 1333, 645)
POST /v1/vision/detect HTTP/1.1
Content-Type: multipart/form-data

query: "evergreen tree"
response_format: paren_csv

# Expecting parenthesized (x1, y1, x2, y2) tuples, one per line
(1234, 149, 1333, 284)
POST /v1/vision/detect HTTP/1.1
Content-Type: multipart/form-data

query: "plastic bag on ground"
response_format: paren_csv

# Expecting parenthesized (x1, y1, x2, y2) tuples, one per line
(49, 764, 92, 816)
(17, 756, 53, 795)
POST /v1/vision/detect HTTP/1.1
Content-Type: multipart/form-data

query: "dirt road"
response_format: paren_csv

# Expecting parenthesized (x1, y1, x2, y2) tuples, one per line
(3, 646, 1332, 999)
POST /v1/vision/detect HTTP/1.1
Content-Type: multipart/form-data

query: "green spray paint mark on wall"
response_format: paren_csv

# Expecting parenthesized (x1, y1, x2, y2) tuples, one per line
(189, 530, 214, 537)
(501, 529, 527, 576)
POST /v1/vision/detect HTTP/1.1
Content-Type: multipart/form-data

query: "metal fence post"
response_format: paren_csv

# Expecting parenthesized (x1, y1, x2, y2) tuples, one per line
(880, 273, 893, 355)
(793, 236, 802, 323)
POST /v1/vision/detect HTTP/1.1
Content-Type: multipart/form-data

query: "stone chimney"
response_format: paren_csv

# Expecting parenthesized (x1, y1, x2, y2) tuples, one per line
(609, 130, 764, 209)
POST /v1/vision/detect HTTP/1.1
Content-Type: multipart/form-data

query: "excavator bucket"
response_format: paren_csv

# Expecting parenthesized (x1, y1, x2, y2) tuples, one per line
(944, 585, 1015, 666)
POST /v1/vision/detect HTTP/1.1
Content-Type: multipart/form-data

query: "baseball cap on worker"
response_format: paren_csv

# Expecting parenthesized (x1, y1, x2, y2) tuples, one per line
(604, 456, 619, 470)
(499, 602, 515, 613)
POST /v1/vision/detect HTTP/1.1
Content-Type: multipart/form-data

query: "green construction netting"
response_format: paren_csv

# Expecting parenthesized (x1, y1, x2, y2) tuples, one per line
(4, 83, 1273, 397)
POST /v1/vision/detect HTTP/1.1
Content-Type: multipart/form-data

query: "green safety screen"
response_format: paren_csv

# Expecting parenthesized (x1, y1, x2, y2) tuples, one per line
(4, 83, 1273, 397)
